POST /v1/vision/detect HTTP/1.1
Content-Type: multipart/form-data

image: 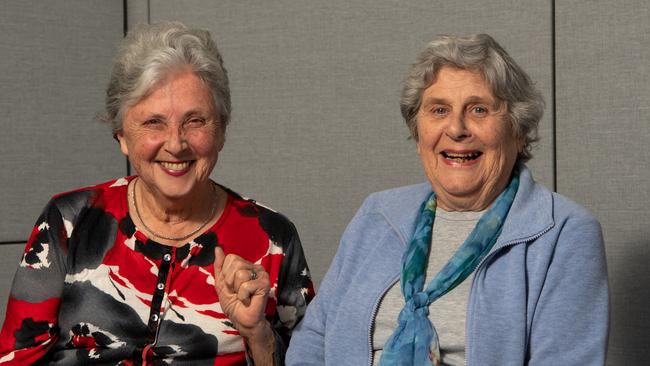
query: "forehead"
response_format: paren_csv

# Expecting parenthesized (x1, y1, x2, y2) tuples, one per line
(422, 67, 494, 101)
(129, 69, 216, 116)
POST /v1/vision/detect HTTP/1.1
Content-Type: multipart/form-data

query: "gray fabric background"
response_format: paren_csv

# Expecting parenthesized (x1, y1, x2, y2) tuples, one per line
(0, 1, 646, 364)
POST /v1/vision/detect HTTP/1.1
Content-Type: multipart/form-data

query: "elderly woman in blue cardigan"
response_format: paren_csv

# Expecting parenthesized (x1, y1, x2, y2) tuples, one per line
(287, 34, 609, 366)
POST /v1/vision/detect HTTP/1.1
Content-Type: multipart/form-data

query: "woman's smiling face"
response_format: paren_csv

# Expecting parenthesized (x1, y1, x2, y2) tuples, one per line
(416, 66, 521, 211)
(117, 68, 224, 201)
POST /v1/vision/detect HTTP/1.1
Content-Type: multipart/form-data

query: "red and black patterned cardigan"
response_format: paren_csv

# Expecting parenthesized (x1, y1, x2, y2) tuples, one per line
(0, 177, 315, 365)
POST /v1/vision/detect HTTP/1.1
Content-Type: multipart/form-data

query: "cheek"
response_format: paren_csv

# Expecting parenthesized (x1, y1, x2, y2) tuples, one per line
(417, 128, 441, 155)
(189, 131, 223, 158)
(131, 136, 163, 158)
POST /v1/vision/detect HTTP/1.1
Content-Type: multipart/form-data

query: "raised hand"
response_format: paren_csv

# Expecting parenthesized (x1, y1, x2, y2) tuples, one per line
(213, 245, 271, 334)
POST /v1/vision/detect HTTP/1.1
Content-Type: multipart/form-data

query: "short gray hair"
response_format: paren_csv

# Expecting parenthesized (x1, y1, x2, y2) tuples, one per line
(400, 34, 544, 162)
(104, 21, 230, 134)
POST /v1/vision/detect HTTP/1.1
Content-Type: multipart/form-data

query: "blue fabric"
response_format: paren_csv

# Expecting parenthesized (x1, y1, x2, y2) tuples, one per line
(286, 164, 610, 366)
(380, 174, 519, 366)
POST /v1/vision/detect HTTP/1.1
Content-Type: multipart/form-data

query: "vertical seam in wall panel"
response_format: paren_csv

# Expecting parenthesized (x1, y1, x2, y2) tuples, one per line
(147, 0, 151, 23)
(123, 0, 132, 176)
(551, 0, 558, 192)
(123, 0, 128, 37)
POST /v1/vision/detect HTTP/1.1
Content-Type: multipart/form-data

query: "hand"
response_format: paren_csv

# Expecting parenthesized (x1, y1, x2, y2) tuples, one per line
(213, 246, 271, 338)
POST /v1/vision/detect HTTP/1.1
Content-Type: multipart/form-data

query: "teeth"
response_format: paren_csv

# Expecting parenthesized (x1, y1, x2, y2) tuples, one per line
(160, 161, 190, 171)
(443, 152, 481, 161)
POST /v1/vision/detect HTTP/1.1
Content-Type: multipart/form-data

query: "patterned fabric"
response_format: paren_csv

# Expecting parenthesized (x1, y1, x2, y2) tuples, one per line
(379, 172, 519, 366)
(0, 177, 315, 365)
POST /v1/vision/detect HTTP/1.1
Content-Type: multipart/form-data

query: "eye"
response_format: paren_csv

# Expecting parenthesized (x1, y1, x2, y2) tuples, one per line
(471, 106, 488, 115)
(432, 107, 449, 116)
(185, 117, 207, 127)
(143, 118, 162, 126)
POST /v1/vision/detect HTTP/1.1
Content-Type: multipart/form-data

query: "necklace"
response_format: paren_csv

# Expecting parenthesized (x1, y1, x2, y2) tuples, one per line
(131, 178, 219, 242)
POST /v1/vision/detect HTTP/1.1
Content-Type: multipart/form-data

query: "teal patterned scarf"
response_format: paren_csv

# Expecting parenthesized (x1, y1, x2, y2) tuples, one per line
(379, 172, 519, 366)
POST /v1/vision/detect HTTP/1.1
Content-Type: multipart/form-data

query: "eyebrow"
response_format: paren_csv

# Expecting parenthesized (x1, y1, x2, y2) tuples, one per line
(421, 95, 498, 109)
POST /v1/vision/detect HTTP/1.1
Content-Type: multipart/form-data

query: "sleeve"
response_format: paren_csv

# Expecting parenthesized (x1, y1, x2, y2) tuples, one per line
(284, 239, 345, 365)
(285, 200, 370, 365)
(527, 216, 610, 365)
(0, 200, 68, 364)
(270, 222, 316, 365)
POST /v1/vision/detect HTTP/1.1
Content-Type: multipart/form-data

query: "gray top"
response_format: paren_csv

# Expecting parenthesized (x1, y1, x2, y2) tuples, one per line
(372, 207, 483, 366)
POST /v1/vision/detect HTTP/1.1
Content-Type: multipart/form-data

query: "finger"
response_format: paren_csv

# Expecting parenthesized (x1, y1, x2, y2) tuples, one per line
(233, 263, 269, 292)
(214, 246, 225, 275)
(236, 274, 270, 306)
(222, 254, 253, 289)
(233, 268, 254, 293)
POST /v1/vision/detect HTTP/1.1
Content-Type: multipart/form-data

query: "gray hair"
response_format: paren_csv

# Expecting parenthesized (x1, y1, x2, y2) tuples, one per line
(400, 34, 544, 162)
(103, 21, 230, 133)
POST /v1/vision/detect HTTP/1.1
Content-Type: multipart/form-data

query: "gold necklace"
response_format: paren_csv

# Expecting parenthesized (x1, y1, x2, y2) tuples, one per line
(131, 178, 218, 242)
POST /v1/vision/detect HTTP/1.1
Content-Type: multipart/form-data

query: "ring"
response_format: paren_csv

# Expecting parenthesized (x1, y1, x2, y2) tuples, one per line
(250, 270, 258, 281)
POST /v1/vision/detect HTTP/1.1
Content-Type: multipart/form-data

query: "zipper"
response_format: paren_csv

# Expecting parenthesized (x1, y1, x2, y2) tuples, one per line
(464, 224, 553, 366)
(368, 274, 400, 366)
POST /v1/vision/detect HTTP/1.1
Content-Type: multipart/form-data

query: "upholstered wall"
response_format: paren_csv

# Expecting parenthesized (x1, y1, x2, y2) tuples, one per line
(0, 0, 125, 327)
(0, 1, 647, 363)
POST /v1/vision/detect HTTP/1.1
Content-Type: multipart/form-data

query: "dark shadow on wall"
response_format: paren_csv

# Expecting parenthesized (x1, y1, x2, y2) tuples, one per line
(606, 234, 650, 365)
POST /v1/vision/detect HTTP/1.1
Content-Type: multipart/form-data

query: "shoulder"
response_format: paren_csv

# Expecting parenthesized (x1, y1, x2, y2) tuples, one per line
(47, 177, 131, 222)
(224, 187, 299, 244)
(551, 191, 602, 235)
(339, 182, 431, 253)
(360, 182, 431, 215)
(515, 174, 603, 250)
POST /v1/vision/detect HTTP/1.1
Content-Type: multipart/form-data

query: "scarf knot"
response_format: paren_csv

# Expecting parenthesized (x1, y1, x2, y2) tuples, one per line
(408, 292, 430, 312)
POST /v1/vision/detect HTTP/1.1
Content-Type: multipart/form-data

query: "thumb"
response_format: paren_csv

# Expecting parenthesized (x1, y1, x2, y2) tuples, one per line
(214, 245, 225, 276)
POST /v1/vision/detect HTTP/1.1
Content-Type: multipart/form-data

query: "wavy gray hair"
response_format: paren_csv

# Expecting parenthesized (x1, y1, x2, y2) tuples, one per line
(400, 34, 544, 162)
(103, 21, 230, 134)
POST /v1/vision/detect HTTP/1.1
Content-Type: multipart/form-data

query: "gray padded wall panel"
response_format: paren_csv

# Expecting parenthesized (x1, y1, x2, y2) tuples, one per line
(0, 245, 28, 323)
(0, 1, 126, 242)
(150, 0, 554, 285)
(555, 1, 649, 364)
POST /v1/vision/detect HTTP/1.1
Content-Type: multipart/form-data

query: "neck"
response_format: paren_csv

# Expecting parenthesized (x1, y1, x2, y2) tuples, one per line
(139, 184, 210, 224)
(436, 193, 496, 212)
(130, 177, 222, 243)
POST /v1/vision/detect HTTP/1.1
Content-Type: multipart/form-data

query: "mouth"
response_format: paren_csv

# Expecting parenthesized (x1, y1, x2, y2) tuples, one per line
(441, 151, 483, 164)
(158, 160, 194, 175)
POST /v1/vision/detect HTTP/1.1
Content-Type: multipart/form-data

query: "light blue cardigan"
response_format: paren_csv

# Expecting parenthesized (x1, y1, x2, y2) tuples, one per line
(286, 165, 609, 365)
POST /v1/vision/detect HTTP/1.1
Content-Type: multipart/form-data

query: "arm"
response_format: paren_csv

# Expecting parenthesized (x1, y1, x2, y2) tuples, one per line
(213, 222, 315, 366)
(270, 223, 315, 365)
(0, 201, 67, 364)
(527, 216, 609, 365)
(285, 211, 362, 365)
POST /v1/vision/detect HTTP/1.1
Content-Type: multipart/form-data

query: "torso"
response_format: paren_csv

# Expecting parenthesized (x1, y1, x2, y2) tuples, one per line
(372, 208, 482, 366)
(2, 176, 314, 365)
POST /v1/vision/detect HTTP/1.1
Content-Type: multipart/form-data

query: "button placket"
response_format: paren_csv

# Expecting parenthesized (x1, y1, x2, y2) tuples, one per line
(147, 248, 174, 344)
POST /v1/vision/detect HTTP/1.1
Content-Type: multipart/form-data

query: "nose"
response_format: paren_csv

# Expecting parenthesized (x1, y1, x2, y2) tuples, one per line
(164, 125, 187, 154)
(445, 113, 470, 141)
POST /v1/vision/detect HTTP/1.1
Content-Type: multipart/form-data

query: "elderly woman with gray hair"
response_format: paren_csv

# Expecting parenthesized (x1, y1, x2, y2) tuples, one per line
(0, 22, 313, 365)
(287, 34, 609, 365)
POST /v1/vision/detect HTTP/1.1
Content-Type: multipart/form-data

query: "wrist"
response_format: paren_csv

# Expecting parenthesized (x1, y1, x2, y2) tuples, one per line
(244, 320, 276, 366)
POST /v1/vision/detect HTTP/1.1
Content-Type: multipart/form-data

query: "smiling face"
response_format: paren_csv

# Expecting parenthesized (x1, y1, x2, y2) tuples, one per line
(416, 67, 521, 211)
(117, 68, 224, 202)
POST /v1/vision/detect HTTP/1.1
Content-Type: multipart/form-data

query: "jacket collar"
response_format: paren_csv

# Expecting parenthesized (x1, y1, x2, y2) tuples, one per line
(494, 163, 554, 248)
(376, 163, 554, 248)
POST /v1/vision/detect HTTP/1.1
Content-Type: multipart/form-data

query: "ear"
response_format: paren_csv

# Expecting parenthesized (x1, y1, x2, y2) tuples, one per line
(516, 135, 526, 154)
(115, 130, 129, 156)
(214, 125, 226, 153)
